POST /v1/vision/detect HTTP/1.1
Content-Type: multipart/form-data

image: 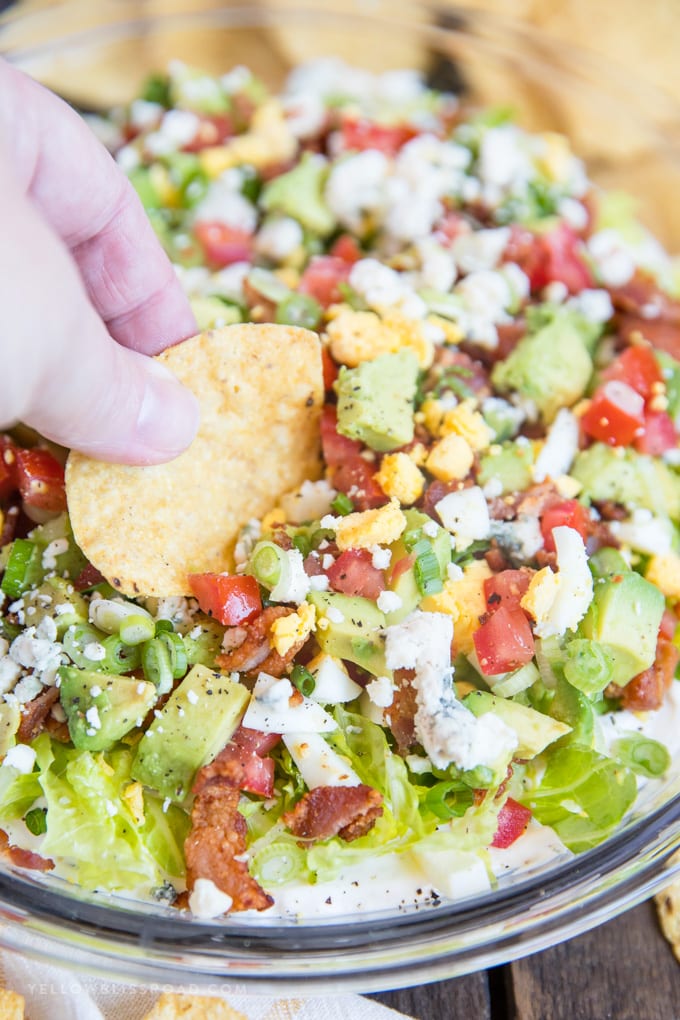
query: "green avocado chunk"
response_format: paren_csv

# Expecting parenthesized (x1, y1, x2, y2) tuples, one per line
(23, 577, 88, 638)
(477, 440, 534, 495)
(385, 509, 451, 623)
(260, 151, 335, 236)
(131, 664, 249, 802)
(463, 690, 572, 758)
(307, 591, 390, 678)
(491, 314, 594, 422)
(59, 667, 157, 752)
(571, 443, 680, 520)
(580, 572, 665, 687)
(335, 349, 419, 452)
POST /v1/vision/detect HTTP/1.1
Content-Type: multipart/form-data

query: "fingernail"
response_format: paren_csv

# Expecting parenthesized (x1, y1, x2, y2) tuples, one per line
(136, 361, 200, 459)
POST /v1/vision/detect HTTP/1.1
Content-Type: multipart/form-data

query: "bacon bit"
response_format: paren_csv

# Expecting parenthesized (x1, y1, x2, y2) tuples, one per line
(420, 478, 471, 519)
(618, 638, 679, 712)
(0, 828, 54, 872)
(17, 687, 59, 744)
(591, 500, 628, 522)
(485, 543, 512, 572)
(282, 785, 383, 843)
(216, 606, 304, 677)
(73, 563, 106, 591)
(185, 757, 273, 912)
(385, 668, 418, 752)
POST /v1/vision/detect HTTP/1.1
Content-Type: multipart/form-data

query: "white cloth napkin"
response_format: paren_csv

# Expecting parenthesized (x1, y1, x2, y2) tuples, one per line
(0, 950, 413, 1020)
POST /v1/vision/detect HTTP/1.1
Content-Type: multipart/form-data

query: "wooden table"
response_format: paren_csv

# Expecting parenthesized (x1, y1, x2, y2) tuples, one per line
(371, 900, 679, 1018)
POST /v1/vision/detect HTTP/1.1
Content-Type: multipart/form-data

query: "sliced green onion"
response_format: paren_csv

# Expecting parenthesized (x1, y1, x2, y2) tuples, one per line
(1, 539, 42, 599)
(89, 598, 153, 636)
(141, 637, 174, 694)
(291, 533, 312, 558)
(414, 545, 443, 596)
(330, 492, 354, 516)
(275, 293, 323, 331)
(491, 661, 540, 698)
(290, 664, 315, 697)
(24, 807, 47, 836)
(119, 613, 156, 646)
(563, 639, 613, 696)
(403, 528, 424, 552)
(101, 634, 141, 674)
(310, 528, 335, 550)
(154, 619, 175, 635)
(157, 631, 188, 681)
(249, 540, 289, 590)
(250, 841, 307, 886)
(423, 781, 472, 820)
(63, 623, 108, 669)
(612, 734, 671, 779)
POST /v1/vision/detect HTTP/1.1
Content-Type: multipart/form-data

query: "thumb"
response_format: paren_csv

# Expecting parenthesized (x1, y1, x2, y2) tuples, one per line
(1, 174, 199, 465)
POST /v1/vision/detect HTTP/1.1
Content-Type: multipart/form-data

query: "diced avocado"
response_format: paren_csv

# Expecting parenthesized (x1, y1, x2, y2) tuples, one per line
(23, 577, 88, 638)
(477, 440, 534, 495)
(29, 512, 89, 582)
(463, 690, 572, 758)
(260, 152, 335, 236)
(580, 572, 665, 687)
(588, 547, 631, 581)
(131, 665, 249, 801)
(385, 509, 451, 623)
(336, 349, 419, 453)
(59, 667, 157, 752)
(181, 618, 225, 668)
(524, 303, 603, 354)
(481, 397, 524, 442)
(307, 591, 390, 678)
(491, 315, 593, 422)
(129, 166, 161, 211)
(572, 443, 680, 520)
(190, 296, 242, 331)
(0, 700, 20, 757)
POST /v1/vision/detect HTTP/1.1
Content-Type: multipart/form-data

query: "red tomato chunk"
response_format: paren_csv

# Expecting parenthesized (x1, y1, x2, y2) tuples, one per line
(540, 499, 590, 553)
(327, 549, 386, 600)
(581, 381, 645, 446)
(484, 570, 532, 615)
(15, 448, 66, 513)
(194, 221, 254, 267)
(188, 573, 262, 626)
(473, 606, 535, 675)
(491, 798, 533, 849)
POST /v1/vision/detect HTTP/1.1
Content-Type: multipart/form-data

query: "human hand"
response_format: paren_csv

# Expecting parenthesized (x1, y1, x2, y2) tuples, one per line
(0, 59, 200, 464)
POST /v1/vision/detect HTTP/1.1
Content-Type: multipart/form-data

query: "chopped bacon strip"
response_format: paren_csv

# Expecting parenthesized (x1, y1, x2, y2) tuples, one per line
(282, 784, 383, 843)
(185, 757, 273, 912)
(385, 668, 418, 753)
(0, 829, 54, 872)
(216, 606, 303, 677)
(17, 686, 59, 744)
(618, 638, 679, 712)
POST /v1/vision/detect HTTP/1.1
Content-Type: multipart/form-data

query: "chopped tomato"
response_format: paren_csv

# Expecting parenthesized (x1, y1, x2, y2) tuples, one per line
(321, 347, 339, 392)
(182, 114, 233, 152)
(0, 437, 17, 501)
(330, 233, 363, 264)
(73, 563, 106, 592)
(491, 798, 532, 849)
(484, 569, 532, 615)
(194, 220, 254, 268)
(659, 608, 678, 642)
(504, 223, 593, 294)
(473, 606, 535, 675)
(327, 549, 386, 599)
(601, 345, 663, 401)
(188, 573, 262, 626)
(299, 256, 352, 307)
(339, 117, 416, 156)
(320, 407, 386, 510)
(634, 410, 678, 456)
(580, 381, 646, 446)
(217, 725, 279, 797)
(540, 500, 590, 553)
(14, 448, 66, 513)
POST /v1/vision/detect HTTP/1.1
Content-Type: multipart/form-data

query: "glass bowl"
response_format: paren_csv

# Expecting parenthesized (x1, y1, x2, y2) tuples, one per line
(0, 0, 679, 993)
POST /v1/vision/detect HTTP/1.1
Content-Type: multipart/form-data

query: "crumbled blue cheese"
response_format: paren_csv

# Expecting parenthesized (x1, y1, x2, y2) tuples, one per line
(377, 591, 403, 614)
(365, 675, 395, 708)
(384, 612, 517, 771)
(188, 878, 234, 920)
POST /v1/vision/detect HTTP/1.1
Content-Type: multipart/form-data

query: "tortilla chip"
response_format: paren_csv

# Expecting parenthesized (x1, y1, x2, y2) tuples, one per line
(655, 852, 680, 963)
(66, 324, 323, 596)
(143, 993, 246, 1020)
(0, 989, 25, 1019)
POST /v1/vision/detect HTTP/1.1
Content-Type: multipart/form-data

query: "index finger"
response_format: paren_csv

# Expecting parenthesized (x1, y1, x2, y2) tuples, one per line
(0, 59, 196, 355)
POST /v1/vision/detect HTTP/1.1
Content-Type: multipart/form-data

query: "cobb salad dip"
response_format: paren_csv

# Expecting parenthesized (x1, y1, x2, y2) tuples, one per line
(0, 58, 679, 921)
